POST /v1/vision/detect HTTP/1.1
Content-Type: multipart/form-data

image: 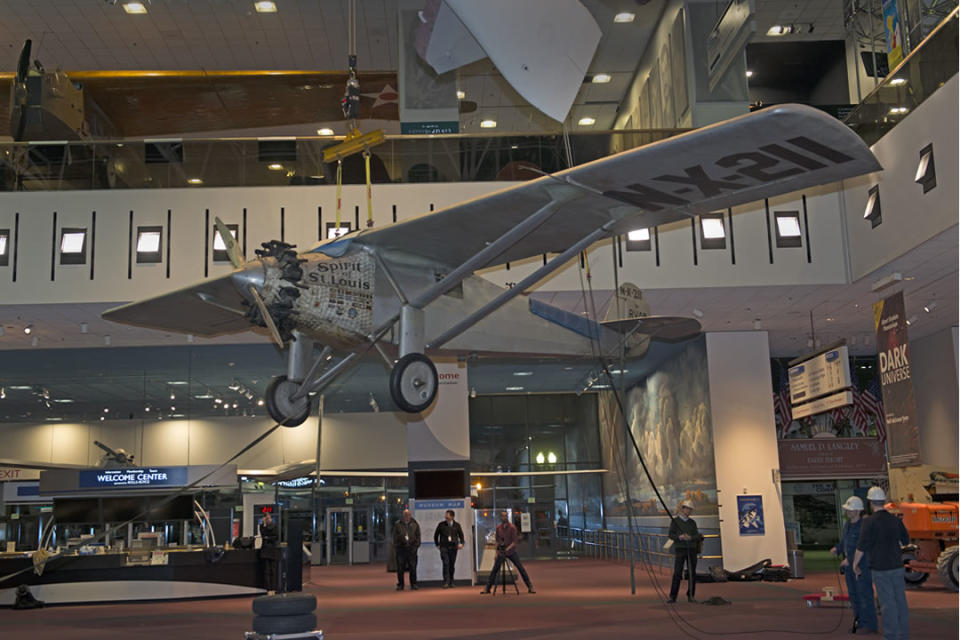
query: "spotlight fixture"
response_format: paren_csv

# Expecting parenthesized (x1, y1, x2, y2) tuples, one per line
(863, 185, 881, 227)
(746, 70, 754, 78)
(547, 451, 557, 464)
(591, 73, 611, 84)
(906, 316, 917, 326)
(915, 144, 936, 193)
(536, 452, 545, 464)
(23, 325, 32, 334)
(923, 300, 937, 313)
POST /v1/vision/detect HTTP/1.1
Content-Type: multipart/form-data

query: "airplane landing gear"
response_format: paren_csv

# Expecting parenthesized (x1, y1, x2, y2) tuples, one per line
(265, 375, 312, 426)
(389, 353, 438, 413)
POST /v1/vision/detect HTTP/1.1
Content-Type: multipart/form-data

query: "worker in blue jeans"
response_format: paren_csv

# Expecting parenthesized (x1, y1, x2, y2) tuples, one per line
(830, 496, 878, 634)
(855, 486, 911, 640)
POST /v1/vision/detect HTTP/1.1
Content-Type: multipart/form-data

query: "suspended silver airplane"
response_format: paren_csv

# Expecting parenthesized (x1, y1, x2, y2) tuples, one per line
(103, 105, 880, 426)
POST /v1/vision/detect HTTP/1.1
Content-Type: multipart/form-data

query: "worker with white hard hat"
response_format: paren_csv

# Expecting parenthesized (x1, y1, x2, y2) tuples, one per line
(830, 495, 877, 634)
(854, 486, 911, 640)
(666, 499, 703, 604)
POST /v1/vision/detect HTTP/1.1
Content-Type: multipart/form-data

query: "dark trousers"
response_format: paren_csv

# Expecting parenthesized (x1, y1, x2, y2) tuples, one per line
(440, 547, 458, 585)
(261, 549, 277, 591)
(486, 550, 532, 589)
(396, 546, 418, 586)
(669, 547, 698, 600)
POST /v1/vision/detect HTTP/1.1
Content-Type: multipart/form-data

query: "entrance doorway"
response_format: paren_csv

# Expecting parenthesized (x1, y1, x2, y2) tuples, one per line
(325, 507, 370, 565)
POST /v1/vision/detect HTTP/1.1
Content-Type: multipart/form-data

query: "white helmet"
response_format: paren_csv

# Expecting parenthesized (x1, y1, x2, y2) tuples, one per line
(680, 500, 695, 510)
(866, 486, 886, 502)
(842, 496, 864, 511)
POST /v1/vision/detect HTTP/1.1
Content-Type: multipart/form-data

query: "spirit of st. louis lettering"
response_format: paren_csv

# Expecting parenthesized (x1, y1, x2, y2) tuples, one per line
(604, 136, 855, 211)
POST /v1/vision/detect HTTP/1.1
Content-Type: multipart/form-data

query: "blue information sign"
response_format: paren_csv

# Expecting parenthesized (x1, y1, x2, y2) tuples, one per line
(79, 467, 188, 489)
(737, 495, 765, 536)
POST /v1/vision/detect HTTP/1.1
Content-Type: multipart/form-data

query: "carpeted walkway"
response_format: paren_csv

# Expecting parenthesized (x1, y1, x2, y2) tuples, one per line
(1, 559, 956, 639)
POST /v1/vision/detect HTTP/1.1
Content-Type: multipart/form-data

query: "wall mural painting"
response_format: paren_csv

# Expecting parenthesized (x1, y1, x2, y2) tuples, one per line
(601, 337, 718, 520)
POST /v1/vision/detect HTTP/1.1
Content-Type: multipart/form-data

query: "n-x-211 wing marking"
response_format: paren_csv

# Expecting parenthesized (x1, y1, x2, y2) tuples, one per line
(104, 105, 880, 424)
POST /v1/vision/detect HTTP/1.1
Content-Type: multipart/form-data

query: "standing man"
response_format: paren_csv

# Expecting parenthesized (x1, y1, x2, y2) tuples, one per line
(855, 486, 910, 640)
(393, 509, 421, 590)
(258, 511, 279, 594)
(830, 496, 878, 634)
(433, 509, 465, 588)
(667, 500, 702, 603)
(481, 510, 536, 594)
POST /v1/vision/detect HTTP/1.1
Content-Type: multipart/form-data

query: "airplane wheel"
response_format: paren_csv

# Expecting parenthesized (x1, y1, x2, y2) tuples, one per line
(389, 353, 438, 413)
(265, 375, 311, 427)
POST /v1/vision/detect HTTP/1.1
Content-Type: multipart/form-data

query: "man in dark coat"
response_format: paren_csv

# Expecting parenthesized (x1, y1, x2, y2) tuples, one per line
(393, 509, 421, 590)
(855, 486, 910, 640)
(434, 509, 465, 588)
(667, 500, 703, 603)
(259, 511, 279, 594)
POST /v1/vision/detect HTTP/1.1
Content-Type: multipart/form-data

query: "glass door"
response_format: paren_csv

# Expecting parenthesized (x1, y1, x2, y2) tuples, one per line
(326, 508, 353, 565)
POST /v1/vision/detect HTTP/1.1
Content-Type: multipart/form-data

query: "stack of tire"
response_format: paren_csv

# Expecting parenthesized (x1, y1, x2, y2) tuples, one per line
(252, 593, 317, 636)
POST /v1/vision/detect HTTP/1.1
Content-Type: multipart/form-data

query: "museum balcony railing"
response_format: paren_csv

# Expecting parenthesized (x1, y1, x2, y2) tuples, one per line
(842, 6, 959, 146)
(0, 128, 687, 193)
(559, 526, 722, 570)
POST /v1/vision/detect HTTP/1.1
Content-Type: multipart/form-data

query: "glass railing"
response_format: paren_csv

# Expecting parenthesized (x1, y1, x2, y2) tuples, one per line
(843, 7, 958, 145)
(0, 129, 687, 192)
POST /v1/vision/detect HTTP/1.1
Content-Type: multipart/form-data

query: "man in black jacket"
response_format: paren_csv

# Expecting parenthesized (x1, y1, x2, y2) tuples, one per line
(434, 510, 465, 588)
(667, 500, 703, 603)
(393, 509, 421, 590)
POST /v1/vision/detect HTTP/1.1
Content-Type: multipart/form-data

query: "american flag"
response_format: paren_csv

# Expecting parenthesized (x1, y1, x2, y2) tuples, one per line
(861, 377, 886, 443)
(851, 388, 869, 436)
(774, 363, 793, 438)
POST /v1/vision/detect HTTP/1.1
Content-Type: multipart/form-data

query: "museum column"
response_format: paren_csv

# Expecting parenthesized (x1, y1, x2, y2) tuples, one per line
(705, 331, 787, 568)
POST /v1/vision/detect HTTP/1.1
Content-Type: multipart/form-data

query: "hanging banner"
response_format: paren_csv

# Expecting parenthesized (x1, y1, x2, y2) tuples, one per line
(882, 0, 904, 69)
(873, 291, 920, 466)
(737, 495, 765, 536)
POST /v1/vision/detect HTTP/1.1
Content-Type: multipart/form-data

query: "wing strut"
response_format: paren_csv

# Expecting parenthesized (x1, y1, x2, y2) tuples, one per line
(426, 224, 612, 350)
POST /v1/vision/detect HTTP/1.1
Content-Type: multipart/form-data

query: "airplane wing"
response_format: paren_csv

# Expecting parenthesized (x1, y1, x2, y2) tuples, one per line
(343, 104, 880, 269)
(102, 271, 249, 336)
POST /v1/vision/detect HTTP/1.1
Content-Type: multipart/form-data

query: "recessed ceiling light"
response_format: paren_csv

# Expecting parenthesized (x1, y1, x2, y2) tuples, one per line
(591, 73, 611, 84)
(513, 371, 534, 377)
(614, 12, 635, 23)
(23, 325, 32, 334)
(254, 1, 278, 13)
(505, 386, 524, 391)
(316, 128, 334, 136)
(268, 163, 284, 170)
(480, 119, 497, 129)
(123, 2, 148, 14)
(168, 381, 189, 385)
(889, 106, 909, 114)
(456, 90, 466, 100)
(53, 398, 74, 403)
(889, 78, 907, 86)
(767, 25, 792, 36)
(187, 178, 203, 185)
(578, 117, 596, 126)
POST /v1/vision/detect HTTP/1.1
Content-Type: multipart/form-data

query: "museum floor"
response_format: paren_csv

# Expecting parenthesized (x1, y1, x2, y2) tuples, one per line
(1, 559, 956, 639)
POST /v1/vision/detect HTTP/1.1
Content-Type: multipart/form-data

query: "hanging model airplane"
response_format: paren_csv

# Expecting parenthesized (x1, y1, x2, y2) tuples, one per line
(102, 105, 881, 426)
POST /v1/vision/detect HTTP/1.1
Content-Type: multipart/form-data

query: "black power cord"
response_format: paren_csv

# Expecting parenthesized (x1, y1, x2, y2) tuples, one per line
(577, 261, 850, 636)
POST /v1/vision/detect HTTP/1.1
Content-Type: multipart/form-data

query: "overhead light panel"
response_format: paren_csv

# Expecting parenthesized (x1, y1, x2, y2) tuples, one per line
(254, 1, 277, 13)
(863, 185, 882, 228)
(578, 117, 596, 126)
(625, 227, 651, 252)
(536, 452, 545, 464)
(60, 230, 86, 254)
(746, 70, 754, 78)
(123, 2, 148, 14)
(136, 226, 163, 264)
(591, 73, 611, 84)
(614, 12, 635, 23)
(889, 106, 909, 115)
(889, 77, 907, 86)
(213, 224, 239, 262)
(316, 128, 334, 136)
(774, 211, 802, 248)
(326, 223, 350, 239)
(547, 452, 557, 464)
(914, 143, 936, 193)
(700, 214, 726, 250)
(268, 163, 284, 170)
(480, 119, 497, 129)
(766, 25, 792, 36)
(456, 90, 466, 99)
(505, 386, 524, 391)
(513, 371, 533, 377)
(0, 230, 8, 266)
(187, 178, 203, 185)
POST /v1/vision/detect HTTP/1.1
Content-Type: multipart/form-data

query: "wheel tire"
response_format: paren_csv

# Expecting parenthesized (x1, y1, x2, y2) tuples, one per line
(936, 545, 959, 592)
(252, 612, 317, 635)
(265, 375, 311, 427)
(901, 551, 929, 585)
(389, 353, 438, 413)
(252, 592, 317, 616)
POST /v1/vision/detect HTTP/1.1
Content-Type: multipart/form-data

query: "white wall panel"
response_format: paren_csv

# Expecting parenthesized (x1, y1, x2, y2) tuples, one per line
(841, 73, 959, 281)
(705, 331, 787, 568)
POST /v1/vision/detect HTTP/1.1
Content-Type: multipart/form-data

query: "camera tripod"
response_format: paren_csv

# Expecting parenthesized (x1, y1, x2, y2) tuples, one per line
(492, 554, 520, 596)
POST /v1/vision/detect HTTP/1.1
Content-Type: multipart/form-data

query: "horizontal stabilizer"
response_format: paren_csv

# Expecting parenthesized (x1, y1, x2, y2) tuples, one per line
(602, 316, 702, 342)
